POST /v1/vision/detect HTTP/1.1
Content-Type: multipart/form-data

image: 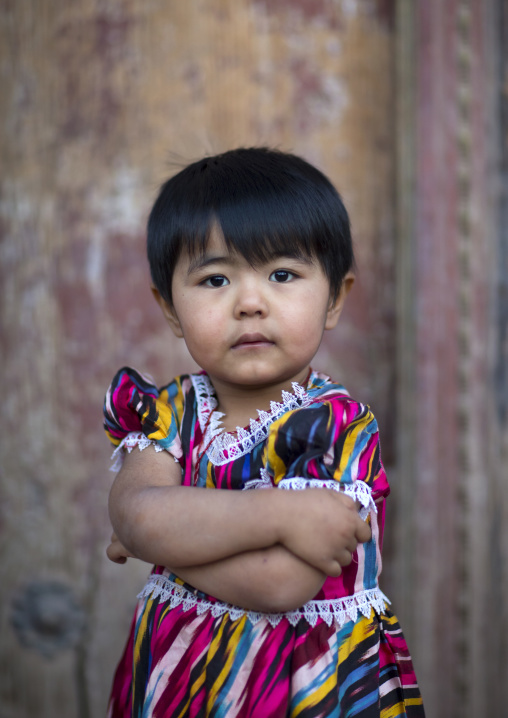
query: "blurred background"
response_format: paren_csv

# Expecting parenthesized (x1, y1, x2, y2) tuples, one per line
(0, 1, 506, 716)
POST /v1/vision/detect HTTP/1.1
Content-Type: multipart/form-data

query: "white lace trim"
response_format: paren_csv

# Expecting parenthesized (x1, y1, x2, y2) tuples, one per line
(138, 574, 390, 629)
(243, 469, 275, 490)
(244, 472, 376, 520)
(191, 373, 312, 466)
(109, 432, 166, 472)
(278, 477, 376, 521)
(191, 373, 220, 434)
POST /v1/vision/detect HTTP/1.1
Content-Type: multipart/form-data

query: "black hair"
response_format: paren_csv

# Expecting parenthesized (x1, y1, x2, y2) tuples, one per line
(147, 147, 354, 304)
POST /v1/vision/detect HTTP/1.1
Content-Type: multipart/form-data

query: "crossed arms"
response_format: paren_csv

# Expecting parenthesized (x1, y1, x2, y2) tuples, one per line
(107, 446, 372, 613)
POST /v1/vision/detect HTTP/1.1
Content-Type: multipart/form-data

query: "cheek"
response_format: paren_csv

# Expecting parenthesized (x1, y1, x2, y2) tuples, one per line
(181, 310, 222, 349)
(286, 294, 330, 344)
(293, 290, 330, 323)
(281, 308, 318, 345)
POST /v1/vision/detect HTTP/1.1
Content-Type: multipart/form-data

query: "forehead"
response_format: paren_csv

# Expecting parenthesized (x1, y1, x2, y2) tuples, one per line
(177, 225, 232, 275)
(178, 223, 314, 275)
(199, 223, 228, 255)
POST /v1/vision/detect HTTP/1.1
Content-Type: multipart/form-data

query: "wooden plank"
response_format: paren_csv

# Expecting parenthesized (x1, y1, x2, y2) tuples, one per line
(0, 2, 398, 715)
(394, 0, 508, 715)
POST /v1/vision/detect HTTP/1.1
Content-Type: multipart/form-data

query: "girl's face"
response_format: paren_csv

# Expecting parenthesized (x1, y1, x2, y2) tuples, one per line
(153, 226, 353, 399)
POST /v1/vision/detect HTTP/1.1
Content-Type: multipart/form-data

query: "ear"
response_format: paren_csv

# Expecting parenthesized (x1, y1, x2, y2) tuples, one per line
(324, 272, 355, 330)
(151, 285, 184, 338)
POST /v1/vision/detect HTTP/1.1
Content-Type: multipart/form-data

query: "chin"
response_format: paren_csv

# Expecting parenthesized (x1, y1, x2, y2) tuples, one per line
(241, 373, 300, 389)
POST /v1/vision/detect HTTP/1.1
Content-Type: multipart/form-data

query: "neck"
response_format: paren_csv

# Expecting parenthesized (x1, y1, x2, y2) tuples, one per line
(209, 368, 311, 432)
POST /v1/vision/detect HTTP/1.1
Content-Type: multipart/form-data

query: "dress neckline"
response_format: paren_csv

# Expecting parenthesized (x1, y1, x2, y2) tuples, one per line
(190, 372, 314, 466)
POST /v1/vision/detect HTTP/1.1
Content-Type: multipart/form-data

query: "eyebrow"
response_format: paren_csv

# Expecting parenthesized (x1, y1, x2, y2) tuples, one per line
(187, 254, 236, 275)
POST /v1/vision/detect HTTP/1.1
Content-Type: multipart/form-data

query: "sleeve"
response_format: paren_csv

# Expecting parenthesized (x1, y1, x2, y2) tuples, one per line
(252, 398, 390, 520)
(103, 367, 183, 470)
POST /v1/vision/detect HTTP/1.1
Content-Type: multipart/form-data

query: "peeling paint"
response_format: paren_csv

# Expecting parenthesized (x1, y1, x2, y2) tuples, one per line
(0, 2, 397, 714)
(252, 0, 347, 28)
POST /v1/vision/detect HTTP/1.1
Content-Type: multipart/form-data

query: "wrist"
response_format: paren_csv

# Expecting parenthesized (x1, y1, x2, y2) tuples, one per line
(261, 487, 296, 547)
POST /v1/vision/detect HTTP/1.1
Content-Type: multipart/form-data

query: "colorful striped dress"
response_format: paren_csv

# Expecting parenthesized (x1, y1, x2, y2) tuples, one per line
(104, 367, 424, 718)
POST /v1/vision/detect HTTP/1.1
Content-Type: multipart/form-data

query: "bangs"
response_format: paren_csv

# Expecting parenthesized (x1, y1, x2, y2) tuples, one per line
(216, 189, 324, 266)
(181, 204, 322, 269)
(147, 148, 353, 302)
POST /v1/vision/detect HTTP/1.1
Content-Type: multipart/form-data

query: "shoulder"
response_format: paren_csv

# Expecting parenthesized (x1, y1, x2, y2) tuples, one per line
(305, 370, 377, 427)
(306, 369, 350, 398)
(157, 373, 195, 411)
(107, 367, 193, 402)
(263, 373, 381, 469)
(104, 367, 194, 435)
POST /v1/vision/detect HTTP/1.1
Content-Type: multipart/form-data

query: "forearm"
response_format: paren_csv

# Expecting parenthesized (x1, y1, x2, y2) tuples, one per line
(109, 447, 372, 576)
(107, 529, 324, 611)
(109, 450, 287, 568)
(112, 487, 287, 567)
(169, 546, 326, 613)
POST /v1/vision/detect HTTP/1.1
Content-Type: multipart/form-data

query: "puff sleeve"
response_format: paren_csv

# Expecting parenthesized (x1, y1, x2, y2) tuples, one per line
(104, 367, 183, 470)
(251, 397, 390, 519)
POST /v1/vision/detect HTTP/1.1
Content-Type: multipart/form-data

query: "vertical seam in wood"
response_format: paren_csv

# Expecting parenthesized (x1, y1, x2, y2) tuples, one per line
(454, 2, 474, 714)
(394, 0, 417, 644)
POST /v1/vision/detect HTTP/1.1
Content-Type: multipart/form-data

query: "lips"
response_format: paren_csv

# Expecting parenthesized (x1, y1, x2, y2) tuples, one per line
(232, 333, 274, 349)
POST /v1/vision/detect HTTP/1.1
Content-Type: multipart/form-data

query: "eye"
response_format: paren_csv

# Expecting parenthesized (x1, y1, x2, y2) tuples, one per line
(269, 269, 295, 283)
(202, 274, 229, 288)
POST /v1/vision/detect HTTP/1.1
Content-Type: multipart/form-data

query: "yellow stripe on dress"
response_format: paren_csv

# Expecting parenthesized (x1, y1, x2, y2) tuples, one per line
(262, 410, 293, 483)
(338, 614, 377, 665)
(133, 596, 155, 669)
(335, 411, 373, 480)
(176, 664, 207, 718)
(160, 380, 185, 422)
(206, 462, 215, 489)
(140, 397, 175, 443)
(292, 671, 338, 717)
(105, 429, 120, 447)
(380, 702, 406, 718)
(206, 615, 248, 713)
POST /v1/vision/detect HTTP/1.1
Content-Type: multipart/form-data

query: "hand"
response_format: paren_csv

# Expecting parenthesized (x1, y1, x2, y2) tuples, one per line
(277, 489, 372, 577)
(106, 532, 137, 564)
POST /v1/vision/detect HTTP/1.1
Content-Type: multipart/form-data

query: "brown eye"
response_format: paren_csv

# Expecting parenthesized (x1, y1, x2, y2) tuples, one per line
(203, 275, 229, 288)
(270, 270, 295, 283)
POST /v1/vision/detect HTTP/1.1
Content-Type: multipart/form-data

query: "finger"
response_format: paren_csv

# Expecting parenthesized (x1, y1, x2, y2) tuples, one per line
(355, 518, 372, 543)
(336, 492, 356, 510)
(323, 559, 343, 578)
(345, 537, 359, 554)
(338, 548, 354, 567)
(106, 542, 128, 564)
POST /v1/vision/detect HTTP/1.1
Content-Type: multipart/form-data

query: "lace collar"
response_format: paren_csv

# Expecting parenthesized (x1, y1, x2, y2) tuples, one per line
(190, 372, 313, 466)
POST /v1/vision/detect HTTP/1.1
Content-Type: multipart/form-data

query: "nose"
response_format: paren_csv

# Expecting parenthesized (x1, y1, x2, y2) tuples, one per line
(233, 276, 269, 319)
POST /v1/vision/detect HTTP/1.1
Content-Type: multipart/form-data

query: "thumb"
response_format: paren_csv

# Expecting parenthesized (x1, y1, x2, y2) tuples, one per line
(107, 539, 130, 564)
(324, 559, 343, 578)
(355, 517, 372, 544)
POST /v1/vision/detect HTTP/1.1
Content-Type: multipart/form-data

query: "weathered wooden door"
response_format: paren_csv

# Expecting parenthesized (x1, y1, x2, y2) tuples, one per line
(1, 1, 506, 716)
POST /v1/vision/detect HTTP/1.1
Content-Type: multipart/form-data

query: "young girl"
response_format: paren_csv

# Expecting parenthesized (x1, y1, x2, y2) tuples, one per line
(103, 147, 424, 717)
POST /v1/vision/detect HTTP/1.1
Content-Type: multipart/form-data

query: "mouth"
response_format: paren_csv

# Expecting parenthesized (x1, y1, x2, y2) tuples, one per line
(231, 333, 275, 349)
